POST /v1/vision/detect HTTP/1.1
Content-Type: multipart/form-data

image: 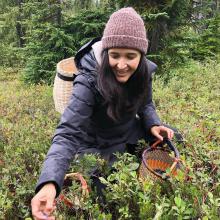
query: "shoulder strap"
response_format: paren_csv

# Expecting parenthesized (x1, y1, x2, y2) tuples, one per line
(74, 37, 101, 69)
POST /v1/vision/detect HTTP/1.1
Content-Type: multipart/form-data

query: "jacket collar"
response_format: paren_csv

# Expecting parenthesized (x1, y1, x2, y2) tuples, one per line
(92, 40, 103, 66)
(74, 37, 101, 73)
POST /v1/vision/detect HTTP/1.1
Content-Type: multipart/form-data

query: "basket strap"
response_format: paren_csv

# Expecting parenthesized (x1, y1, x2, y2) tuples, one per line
(151, 138, 180, 159)
(164, 138, 180, 158)
(57, 72, 76, 81)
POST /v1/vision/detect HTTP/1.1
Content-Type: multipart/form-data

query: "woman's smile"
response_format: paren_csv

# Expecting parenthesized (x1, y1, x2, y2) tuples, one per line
(116, 69, 129, 76)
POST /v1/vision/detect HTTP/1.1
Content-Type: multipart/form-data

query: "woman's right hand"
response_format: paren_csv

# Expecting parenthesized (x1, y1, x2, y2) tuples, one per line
(31, 183, 57, 220)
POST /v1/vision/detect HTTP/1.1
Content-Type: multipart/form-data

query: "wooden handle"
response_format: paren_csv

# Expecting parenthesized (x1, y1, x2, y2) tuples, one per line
(151, 139, 162, 148)
(57, 172, 89, 209)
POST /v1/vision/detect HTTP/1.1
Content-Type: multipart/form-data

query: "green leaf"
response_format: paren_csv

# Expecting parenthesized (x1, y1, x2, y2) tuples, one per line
(99, 177, 108, 185)
(174, 196, 182, 207)
(128, 162, 139, 171)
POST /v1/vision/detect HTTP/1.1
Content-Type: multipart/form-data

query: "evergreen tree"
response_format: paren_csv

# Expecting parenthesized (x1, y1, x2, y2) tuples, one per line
(63, 8, 111, 49)
(1, 0, 219, 83)
(98, 0, 194, 53)
(22, 4, 111, 84)
(192, 14, 220, 60)
(22, 0, 71, 84)
(0, 0, 25, 66)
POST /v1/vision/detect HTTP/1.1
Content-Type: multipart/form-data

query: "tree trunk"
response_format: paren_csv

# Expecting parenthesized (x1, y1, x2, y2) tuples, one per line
(16, 0, 25, 47)
(56, 0, 62, 26)
(148, 20, 168, 54)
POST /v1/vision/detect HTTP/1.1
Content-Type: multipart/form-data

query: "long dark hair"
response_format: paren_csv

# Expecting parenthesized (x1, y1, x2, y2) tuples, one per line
(97, 49, 149, 122)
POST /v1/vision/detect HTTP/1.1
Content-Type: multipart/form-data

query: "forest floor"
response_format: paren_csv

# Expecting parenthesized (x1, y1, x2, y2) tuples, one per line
(0, 59, 219, 219)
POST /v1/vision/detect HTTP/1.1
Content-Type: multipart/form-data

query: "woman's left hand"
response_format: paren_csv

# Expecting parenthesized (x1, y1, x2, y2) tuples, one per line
(150, 125, 174, 141)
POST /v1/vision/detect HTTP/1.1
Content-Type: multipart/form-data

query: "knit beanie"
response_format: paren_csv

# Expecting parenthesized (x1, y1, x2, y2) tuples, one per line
(102, 7, 148, 54)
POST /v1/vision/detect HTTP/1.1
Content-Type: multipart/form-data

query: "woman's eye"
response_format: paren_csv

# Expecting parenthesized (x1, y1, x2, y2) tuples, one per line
(109, 53, 137, 60)
(111, 55, 119, 59)
(127, 56, 135, 60)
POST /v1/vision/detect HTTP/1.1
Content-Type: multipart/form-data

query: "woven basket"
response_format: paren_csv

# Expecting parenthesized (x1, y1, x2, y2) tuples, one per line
(55, 173, 89, 212)
(53, 57, 78, 114)
(139, 138, 183, 182)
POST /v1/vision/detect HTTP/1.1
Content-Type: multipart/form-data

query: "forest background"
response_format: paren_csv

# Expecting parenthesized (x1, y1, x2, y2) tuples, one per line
(0, 0, 220, 219)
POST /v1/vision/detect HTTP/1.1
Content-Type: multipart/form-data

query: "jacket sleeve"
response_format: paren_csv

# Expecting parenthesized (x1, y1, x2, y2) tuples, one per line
(35, 74, 99, 197)
(137, 71, 161, 133)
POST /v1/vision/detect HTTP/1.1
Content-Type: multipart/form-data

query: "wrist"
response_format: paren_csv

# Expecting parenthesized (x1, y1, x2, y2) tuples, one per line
(36, 181, 58, 196)
(150, 125, 159, 131)
(44, 182, 56, 189)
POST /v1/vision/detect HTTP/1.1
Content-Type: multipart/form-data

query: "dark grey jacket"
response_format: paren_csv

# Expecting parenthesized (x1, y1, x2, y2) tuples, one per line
(36, 38, 161, 196)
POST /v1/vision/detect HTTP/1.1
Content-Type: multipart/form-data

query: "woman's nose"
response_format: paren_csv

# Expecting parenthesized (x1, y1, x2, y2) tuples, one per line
(117, 59, 127, 69)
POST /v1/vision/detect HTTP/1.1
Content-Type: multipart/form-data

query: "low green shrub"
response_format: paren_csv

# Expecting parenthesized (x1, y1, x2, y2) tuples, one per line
(0, 69, 59, 219)
(0, 58, 219, 219)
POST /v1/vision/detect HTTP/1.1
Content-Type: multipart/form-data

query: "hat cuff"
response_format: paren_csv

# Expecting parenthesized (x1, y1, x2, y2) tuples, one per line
(102, 35, 148, 54)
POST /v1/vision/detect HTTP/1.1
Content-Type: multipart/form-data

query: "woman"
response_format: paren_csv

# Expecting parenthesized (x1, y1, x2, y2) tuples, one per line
(31, 7, 174, 220)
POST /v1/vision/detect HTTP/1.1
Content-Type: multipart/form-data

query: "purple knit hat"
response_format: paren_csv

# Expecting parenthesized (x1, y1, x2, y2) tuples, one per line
(102, 7, 148, 54)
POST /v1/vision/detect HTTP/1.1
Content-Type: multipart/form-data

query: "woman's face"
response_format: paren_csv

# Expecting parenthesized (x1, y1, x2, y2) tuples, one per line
(108, 48, 141, 83)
